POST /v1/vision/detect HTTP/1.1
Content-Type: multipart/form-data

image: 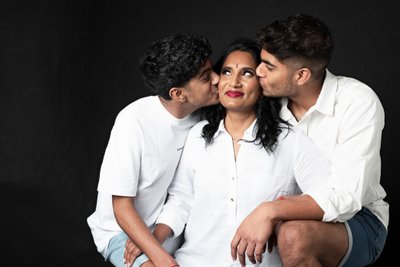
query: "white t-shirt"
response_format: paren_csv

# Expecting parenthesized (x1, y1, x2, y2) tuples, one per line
(87, 96, 198, 257)
(282, 70, 389, 228)
(157, 119, 331, 267)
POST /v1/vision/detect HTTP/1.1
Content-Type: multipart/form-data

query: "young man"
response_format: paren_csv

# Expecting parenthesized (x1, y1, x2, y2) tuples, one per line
(87, 33, 219, 267)
(230, 14, 388, 267)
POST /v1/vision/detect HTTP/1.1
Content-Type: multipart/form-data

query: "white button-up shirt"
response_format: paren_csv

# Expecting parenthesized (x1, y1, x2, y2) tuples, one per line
(281, 70, 389, 227)
(157, 119, 331, 267)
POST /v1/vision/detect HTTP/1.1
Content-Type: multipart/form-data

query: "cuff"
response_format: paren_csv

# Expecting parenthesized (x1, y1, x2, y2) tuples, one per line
(306, 189, 339, 222)
(156, 209, 186, 238)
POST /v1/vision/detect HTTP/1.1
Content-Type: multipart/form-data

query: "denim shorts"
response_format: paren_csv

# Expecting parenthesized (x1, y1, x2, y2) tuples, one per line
(339, 207, 387, 267)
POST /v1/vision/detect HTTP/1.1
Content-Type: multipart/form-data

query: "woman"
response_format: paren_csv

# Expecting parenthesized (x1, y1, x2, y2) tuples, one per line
(131, 38, 330, 267)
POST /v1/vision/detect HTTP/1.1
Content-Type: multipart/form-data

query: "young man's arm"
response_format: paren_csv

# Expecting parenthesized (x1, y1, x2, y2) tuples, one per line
(113, 196, 177, 267)
(231, 194, 324, 266)
(231, 128, 331, 266)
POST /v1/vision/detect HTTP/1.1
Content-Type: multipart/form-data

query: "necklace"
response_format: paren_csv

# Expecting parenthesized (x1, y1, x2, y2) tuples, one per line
(232, 137, 243, 143)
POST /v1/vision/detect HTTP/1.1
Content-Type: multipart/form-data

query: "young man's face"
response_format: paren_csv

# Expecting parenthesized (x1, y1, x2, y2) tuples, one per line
(183, 59, 220, 108)
(256, 49, 297, 98)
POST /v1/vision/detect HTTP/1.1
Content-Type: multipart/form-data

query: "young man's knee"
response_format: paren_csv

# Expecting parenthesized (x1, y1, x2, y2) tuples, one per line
(277, 220, 314, 251)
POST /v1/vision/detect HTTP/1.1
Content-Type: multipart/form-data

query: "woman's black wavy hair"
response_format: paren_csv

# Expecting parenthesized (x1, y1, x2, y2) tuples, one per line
(201, 38, 290, 153)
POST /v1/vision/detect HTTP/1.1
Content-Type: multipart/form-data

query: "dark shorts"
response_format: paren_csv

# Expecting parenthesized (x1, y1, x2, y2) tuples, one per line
(340, 207, 387, 267)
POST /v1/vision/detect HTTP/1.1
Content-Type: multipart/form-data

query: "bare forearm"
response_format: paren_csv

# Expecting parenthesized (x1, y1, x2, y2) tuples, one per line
(266, 194, 324, 222)
(112, 196, 176, 266)
(230, 194, 325, 264)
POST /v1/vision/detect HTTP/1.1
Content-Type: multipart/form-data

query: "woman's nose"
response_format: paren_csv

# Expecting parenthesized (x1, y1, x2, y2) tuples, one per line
(229, 75, 242, 87)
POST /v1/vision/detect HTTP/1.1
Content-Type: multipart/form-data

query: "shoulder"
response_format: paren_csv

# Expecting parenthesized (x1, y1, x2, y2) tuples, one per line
(325, 72, 384, 119)
(109, 97, 156, 134)
(335, 75, 382, 106)
(276, 124, 295, 142)
(180, 120, 209, 152)
(273, 126, 296, 153)
(116, 96, 158, 121)
(278, 126, 316, 151)
(188, 120, 208, 137)
(119, 96, 156, 114)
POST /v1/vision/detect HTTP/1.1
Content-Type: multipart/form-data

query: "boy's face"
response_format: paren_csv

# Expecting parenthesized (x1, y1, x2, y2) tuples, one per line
(183, 59, 220, 108)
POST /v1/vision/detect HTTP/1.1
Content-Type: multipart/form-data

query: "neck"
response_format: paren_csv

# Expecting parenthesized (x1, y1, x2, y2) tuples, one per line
(158, 96, 195, 119)
(224, 110, 256, 141)
(289, 81, 322, 121)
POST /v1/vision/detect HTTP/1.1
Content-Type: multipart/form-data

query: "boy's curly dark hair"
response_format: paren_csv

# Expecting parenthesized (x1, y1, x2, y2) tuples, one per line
(201, 38, 289, 153)
(139, 33, 211, 100)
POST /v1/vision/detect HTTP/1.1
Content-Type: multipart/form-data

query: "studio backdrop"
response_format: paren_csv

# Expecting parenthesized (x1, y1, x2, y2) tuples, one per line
(0, 0, 398, 266)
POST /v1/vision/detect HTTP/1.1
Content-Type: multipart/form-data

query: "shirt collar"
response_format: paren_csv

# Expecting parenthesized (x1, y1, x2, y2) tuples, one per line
(280, 69, 337, 121)
(215, 119, 257, 141)
(314, 69, 337, 116)
(280, 98, 294, 122)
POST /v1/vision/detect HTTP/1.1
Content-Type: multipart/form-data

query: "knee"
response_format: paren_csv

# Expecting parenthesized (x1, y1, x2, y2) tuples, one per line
(276, 221, 314, 260)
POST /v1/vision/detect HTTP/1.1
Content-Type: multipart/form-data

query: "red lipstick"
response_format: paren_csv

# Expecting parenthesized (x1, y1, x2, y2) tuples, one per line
(226, 91, 244, 98)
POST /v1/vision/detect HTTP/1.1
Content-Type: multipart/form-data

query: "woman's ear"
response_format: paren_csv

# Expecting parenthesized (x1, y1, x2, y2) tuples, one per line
(169, 87, 187, 102)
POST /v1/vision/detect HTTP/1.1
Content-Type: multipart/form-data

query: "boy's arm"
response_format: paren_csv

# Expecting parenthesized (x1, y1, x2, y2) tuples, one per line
(112, 196, 177, 267)
(123, 223, 174, 266)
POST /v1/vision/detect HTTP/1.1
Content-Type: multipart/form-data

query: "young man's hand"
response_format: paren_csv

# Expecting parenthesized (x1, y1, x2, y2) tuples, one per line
(231, 202, 276, 266)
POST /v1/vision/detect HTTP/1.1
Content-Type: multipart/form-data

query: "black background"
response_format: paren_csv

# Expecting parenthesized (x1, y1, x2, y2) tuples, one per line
(1, 0, 398, 266)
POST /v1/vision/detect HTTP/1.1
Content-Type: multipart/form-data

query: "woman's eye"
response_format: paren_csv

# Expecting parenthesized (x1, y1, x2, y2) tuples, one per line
(243, 70, 255, 76)
(221, 69, 231, 75)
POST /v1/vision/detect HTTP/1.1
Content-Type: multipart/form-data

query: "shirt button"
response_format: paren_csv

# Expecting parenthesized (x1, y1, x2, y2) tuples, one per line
(230, 198, 234, 202)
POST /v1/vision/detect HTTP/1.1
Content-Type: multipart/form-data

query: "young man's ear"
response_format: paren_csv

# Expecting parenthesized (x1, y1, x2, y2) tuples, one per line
(295, 68, 312, 86)
(169, 87, 187, 102)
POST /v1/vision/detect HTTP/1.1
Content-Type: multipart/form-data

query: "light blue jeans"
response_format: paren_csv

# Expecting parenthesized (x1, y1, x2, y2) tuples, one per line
(105, 232, 182, 267)
(105, 232, 131, 267)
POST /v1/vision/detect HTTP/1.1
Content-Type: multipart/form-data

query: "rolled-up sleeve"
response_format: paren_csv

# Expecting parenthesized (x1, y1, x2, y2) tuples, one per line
(309, 97, 384, 222)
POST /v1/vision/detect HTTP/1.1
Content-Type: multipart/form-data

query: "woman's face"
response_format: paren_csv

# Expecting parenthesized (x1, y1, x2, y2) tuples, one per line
(218, 50, 261, 113)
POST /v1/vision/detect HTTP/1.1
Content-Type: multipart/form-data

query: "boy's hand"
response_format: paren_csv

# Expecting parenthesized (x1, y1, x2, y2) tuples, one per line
(124, 238, 142, 266)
